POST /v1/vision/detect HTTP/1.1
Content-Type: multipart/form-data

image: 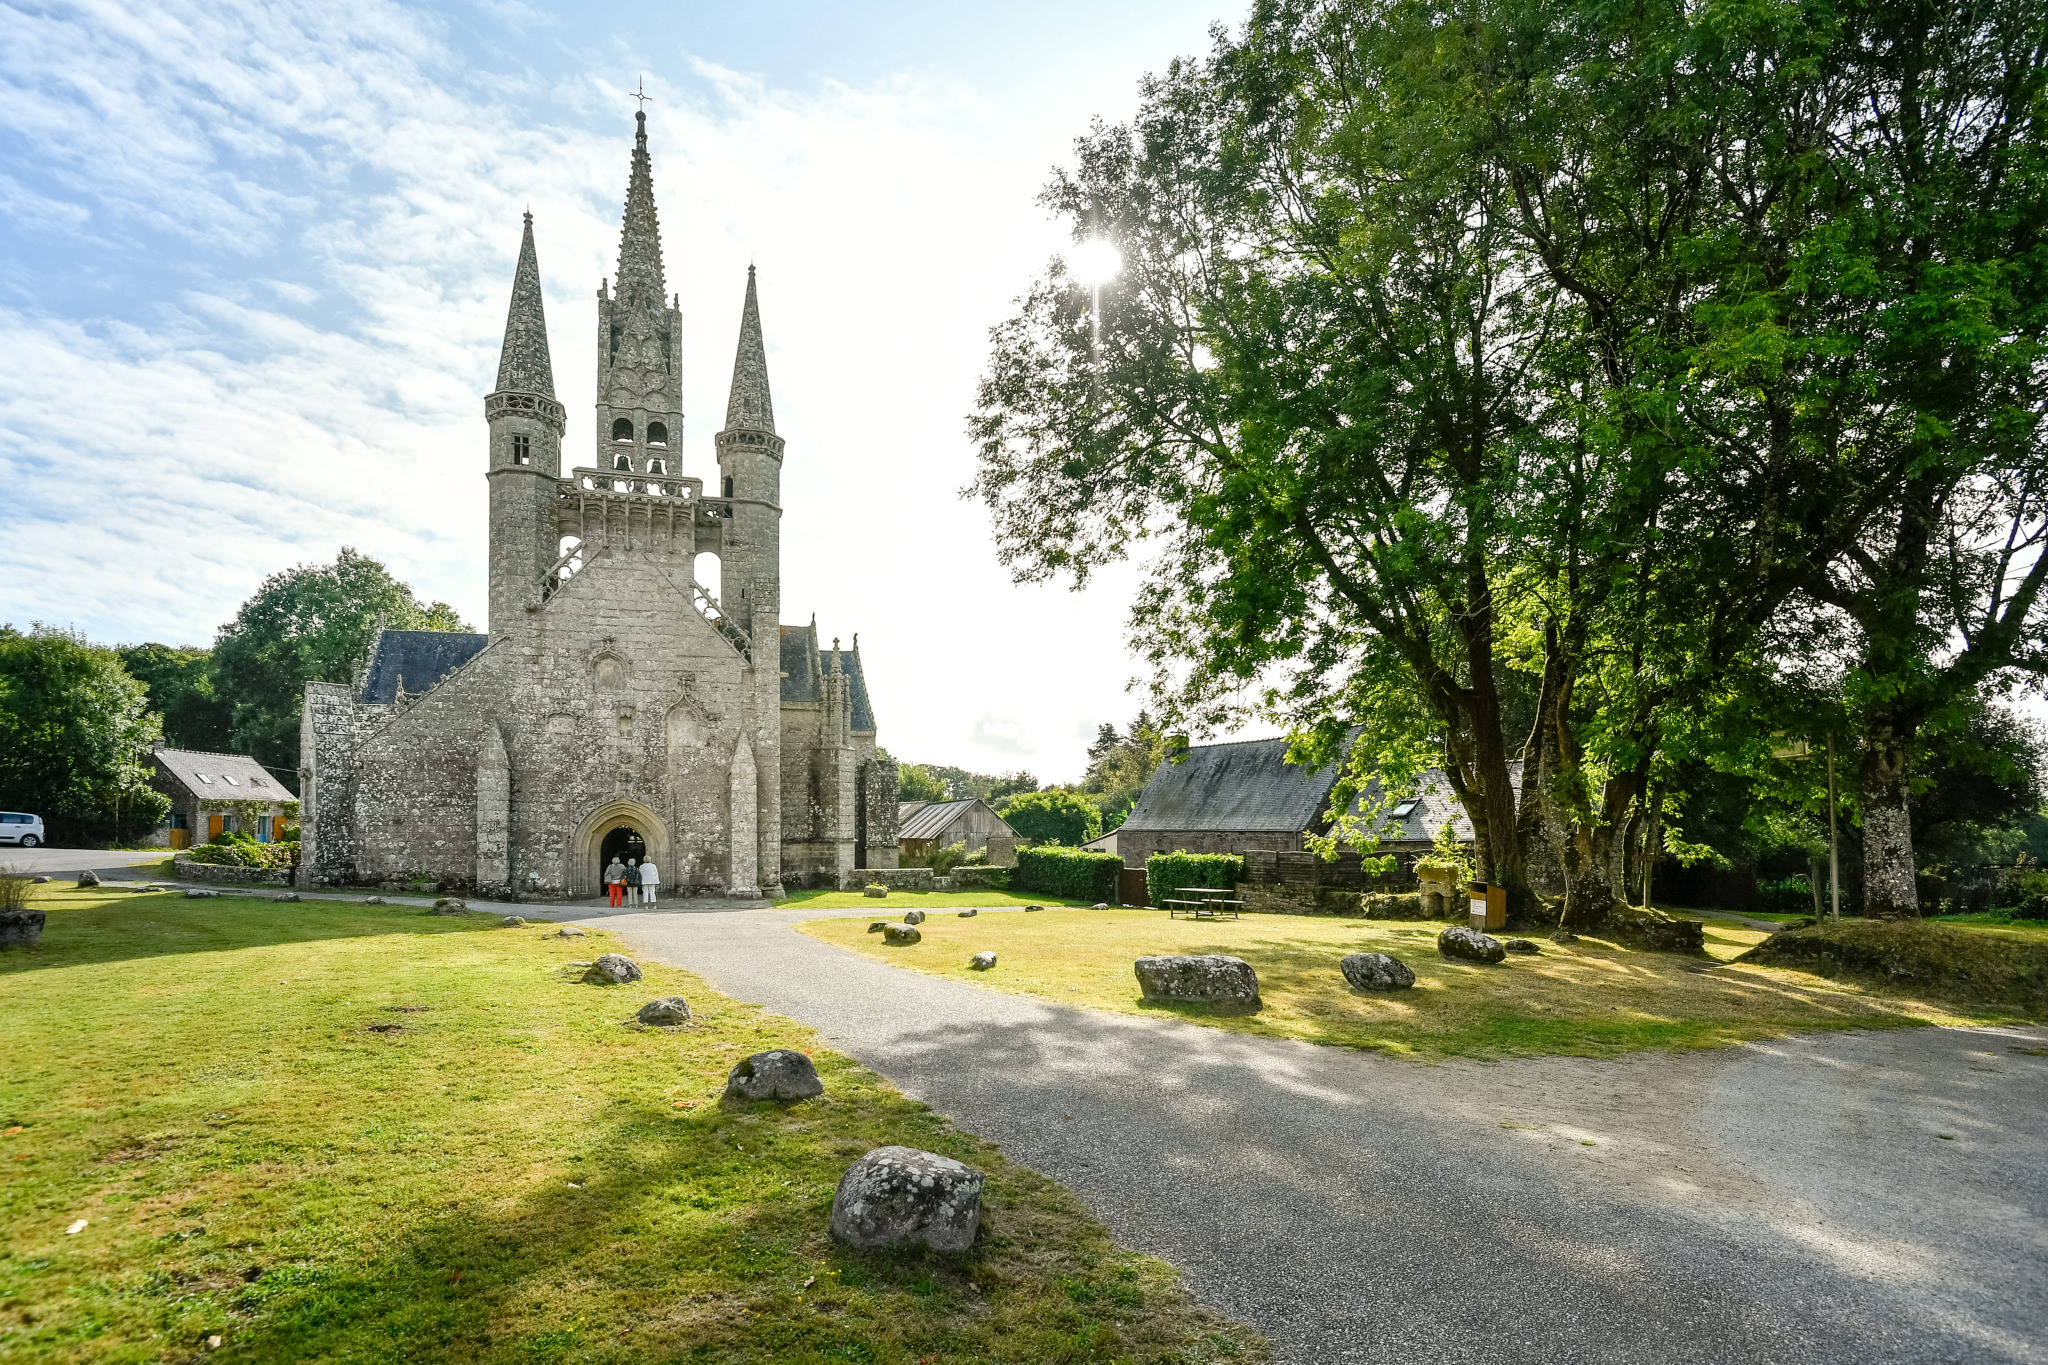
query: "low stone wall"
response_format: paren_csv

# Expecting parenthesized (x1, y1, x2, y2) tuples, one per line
(172, 855, 295, 888)
(840, 867, 936, 892)
(949, 865, 1011, 890)
(1238, 883, 1435, 919)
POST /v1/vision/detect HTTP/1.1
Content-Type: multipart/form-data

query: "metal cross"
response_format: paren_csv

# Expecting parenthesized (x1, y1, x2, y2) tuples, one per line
(631, 77, 652, 111)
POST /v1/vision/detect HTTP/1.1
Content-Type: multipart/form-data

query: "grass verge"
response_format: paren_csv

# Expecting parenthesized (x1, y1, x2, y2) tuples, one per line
(797, 907, 2022, 1061)
(774, 888, 1096, 912)
(0, 886, 1265, 1364)
(1739, 917, 2048, 1009)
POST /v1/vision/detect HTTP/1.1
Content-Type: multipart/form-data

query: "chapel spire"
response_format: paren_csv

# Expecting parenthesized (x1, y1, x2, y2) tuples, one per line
(614, 110, 667, 311)
(495, 212, 556, 398)
(723, 266, 775, 434)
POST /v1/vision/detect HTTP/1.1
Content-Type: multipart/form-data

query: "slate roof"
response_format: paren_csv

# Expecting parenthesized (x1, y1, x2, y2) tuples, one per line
(1119, 736, 1346, 834)
(152, 747, 288, 800)
(777, 623, 876, 732)
(899, 798, 977, 842)
(360, 630, 491, 705)
(1350, 764, 1522, 844)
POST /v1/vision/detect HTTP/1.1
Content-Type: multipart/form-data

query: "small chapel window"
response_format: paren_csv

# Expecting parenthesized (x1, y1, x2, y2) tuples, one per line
(647, 421, 668, 447)
(512, 434, 531, 465)
(612, 417, 634, 443)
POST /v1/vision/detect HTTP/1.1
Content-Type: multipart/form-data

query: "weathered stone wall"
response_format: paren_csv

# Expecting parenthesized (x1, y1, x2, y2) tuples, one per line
(1115, 828, 1304, 870)
(173, 856, 293, 887)
(840, 866, 933, 891)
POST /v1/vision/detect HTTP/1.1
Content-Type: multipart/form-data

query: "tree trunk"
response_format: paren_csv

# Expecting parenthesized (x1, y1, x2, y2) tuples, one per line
(1860, 717, 1919, 918)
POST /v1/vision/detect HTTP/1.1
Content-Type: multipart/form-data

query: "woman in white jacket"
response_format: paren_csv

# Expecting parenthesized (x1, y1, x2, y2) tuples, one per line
(639, 858, 659, 906)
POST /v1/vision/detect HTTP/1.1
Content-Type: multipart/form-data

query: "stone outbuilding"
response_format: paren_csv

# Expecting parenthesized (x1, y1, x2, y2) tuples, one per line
(298, 111, 897, 901)
(147, 742, 297, 850)
(895, 798, 1017, 862)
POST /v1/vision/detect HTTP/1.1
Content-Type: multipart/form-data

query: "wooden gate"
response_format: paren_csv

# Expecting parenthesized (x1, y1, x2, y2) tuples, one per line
(1118, 867, 1149, 907)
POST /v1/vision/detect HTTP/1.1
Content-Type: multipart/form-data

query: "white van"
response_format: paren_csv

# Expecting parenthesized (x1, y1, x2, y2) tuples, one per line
(0, 812, 46, 847)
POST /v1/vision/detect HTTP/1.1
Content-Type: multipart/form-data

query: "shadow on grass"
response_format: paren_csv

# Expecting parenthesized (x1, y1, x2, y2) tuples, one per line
(1, 887, 505, 972)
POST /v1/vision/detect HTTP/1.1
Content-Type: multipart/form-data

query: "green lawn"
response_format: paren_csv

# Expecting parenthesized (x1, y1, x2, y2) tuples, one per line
(773, 888, 1097, 912)
(0, 886, 1264, 1364)
(799, 907, 2007, 1061)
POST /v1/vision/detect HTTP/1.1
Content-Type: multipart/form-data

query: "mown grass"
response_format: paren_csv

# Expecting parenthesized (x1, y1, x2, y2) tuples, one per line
(798, 908, 2018, 1061)
(774, 888, 1096, 912)
(0, 887, 1264, 1364)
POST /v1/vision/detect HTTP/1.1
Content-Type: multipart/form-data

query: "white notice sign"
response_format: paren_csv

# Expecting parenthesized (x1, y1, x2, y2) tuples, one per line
(1470, 898, 1487, 918)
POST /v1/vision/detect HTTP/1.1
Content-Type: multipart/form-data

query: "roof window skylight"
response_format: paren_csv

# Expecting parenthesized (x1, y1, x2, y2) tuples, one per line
(197, 774, 213, 783)
(1390, 799, 1420, 818)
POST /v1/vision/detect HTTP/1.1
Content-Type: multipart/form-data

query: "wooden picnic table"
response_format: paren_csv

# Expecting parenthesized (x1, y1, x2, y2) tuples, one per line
(1165, 886, 1243, 920)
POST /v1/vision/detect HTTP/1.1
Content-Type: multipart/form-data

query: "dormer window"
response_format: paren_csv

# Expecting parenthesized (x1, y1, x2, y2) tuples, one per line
(612, 417, 634, 443)
(647, 421, 668, 447)
(511, 433, 531, 465)
(613, 454, 632, 471)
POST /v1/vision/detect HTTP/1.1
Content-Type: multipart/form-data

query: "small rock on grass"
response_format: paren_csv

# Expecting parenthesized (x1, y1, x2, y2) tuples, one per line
(970, 951, 997, 970)
(1503, 938, 1540, 955)
(957, 907, 978, 918)
(364, 896, 387, 905)
(882, 923, 921, 946)
(726, 1049, 823, 1101)
(867, 920, 889, 933)
(500, 915, 526, 927)
(76, 870, 101, 888)
(902, 909, 926, 925)
(1438, 926, 1507, 964)
(1134, 954, 1261, 1006)
(554, 926, 587, 938)
(184, 889, 218, 899)
(272, 892, 300, 903)
(1024, 904, 1043, 912)
(1092, 902, 1108, 910)
(637, 997, 692, 1026)
(583, 953, 642, 984)
(432, 897, 467, 915)
(1340, 951, 1415, 990)
(1550, 929, 1579, 945)
(31, 875, 50, 885)
(830, 1146, 983, 1251)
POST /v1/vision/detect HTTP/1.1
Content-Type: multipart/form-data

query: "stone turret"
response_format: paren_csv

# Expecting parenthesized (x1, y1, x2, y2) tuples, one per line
(595, 111, 683, 478)
(717, 268, 785, 894)
(485, 212, 566, 641)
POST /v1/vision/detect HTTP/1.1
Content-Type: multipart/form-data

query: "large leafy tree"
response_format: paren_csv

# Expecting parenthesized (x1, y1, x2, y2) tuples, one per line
(969, 0, 2048, 923)
(118, 643, 231, 753)
(212, 548, 469, 783)
(995, 788, 1104, 845)
(0, 626, 170, 845)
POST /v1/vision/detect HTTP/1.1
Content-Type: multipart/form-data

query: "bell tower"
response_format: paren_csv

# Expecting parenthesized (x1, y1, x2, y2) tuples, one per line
(595, 111, 684, 479)
(485, 212, 565, 640)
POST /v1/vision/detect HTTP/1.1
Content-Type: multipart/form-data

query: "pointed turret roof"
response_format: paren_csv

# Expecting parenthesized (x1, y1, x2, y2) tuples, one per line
(614, 111, 667, 312)
(494, 213, 556, 397)
(723, 267, 774, 433)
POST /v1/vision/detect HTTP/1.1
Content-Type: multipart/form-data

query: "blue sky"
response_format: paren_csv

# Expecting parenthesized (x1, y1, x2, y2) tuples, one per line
(0, 0, 1239, 779)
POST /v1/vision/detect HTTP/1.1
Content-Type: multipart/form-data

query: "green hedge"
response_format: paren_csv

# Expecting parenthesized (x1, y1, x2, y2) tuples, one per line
(1013, 846, 1122, 901)
(1147, 851, 1246, 909)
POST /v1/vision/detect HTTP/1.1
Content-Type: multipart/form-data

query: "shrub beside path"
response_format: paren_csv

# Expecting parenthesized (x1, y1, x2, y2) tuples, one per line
(584, 902, 2048, 1365)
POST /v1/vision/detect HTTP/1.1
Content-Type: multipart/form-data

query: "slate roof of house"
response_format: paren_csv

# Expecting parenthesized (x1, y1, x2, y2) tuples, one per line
(360, 631, 491, 705)
(777, 623, 875, 732)
(1350, 764, 1522, 844)
(1119, 736, 1347, 833)
(151, 747, 288, 800)
(898, 798, 978, 843)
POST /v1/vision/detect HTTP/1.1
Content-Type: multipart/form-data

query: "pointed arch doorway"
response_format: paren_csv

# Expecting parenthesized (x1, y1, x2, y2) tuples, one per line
(573, 798, 670, 899)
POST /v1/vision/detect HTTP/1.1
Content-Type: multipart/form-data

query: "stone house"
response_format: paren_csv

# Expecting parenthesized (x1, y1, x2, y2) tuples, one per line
(896, 798, 1016, 862)
(1116, 734, 1486, 869)
(298, 111, 897, 900)
(147, 742, 297, 850)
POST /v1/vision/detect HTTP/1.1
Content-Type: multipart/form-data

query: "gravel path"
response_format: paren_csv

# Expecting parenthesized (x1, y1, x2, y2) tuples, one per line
(574, 903, 2047, 1365)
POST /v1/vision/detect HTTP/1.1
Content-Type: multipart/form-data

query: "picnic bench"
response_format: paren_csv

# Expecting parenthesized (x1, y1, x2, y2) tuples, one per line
(1164, 887, 1243, 920)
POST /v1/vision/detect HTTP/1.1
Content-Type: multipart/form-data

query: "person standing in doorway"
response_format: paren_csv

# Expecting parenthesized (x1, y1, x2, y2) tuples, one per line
(625, 858, 641, 905)
(639, 856, 659, 906)
(605, 855, 626, 907)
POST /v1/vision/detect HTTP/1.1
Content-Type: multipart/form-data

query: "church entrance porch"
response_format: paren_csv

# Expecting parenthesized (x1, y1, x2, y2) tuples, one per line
(572, 798, 670, 899)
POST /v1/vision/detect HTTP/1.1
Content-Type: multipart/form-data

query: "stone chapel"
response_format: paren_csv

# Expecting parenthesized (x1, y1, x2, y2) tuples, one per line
(298, 111, 898, 900)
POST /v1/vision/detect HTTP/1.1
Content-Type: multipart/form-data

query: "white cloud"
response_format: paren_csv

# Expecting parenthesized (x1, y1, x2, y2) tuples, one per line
(0, 0, 1218, 780)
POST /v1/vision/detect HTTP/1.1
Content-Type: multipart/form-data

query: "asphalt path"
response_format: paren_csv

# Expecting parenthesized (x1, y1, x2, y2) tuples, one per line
(1, 846, 166, 878)
(565, 902, 2048, 1365)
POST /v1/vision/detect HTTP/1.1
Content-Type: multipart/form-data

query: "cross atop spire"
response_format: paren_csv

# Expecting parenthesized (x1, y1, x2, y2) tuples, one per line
(613, 110, 667, 312)
(495, 213, 555, 398)
(631, 76, 652, 110)
(722, 266, 774, 433)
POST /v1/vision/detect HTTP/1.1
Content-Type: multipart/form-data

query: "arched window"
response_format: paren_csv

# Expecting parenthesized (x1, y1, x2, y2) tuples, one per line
(646, 458, 666, 475)
(613, 454, 632, 471)
(694, 552, 722, 601)
(647, 421, 668, 447)
(612, 417, 634, 443)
